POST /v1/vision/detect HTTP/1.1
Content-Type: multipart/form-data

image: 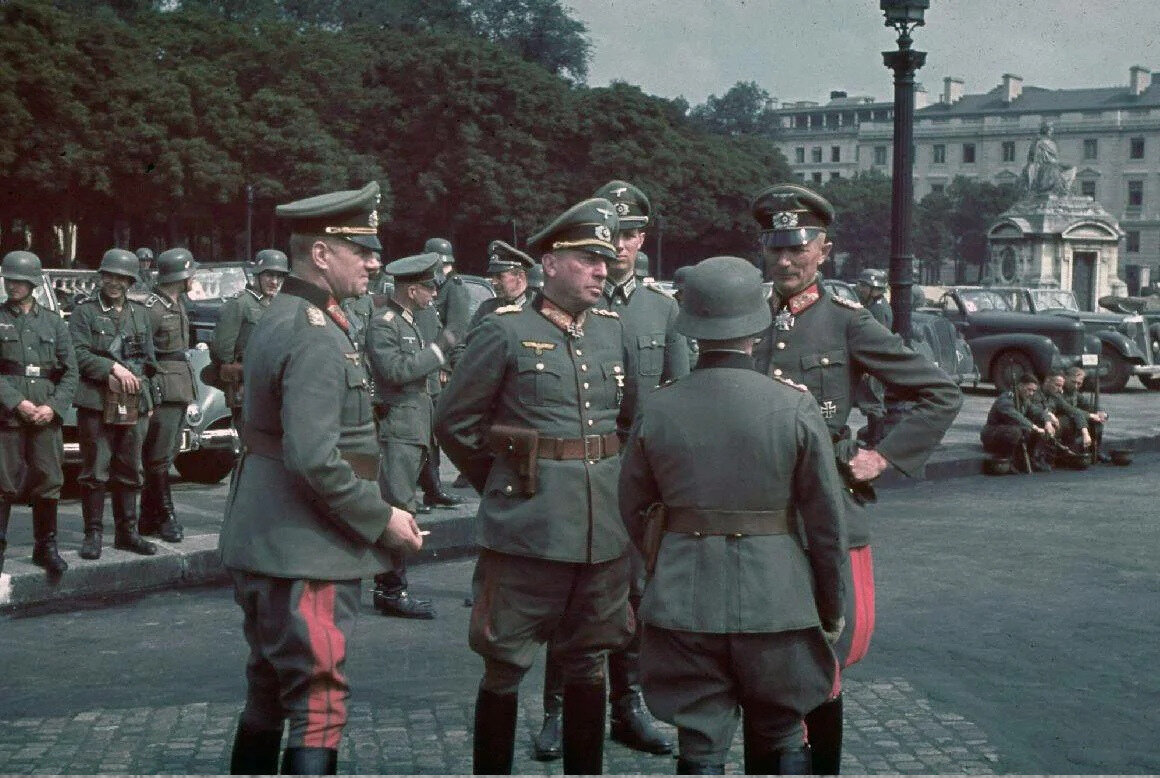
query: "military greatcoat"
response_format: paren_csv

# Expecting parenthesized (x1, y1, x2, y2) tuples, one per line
(0, 299, 78, 500)
(218, 276, 397, 580)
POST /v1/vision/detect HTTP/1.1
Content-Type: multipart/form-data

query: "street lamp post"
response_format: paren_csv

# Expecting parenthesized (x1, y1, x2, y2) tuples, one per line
(880, 0, 927, 344)
(245, 184, 255, 261)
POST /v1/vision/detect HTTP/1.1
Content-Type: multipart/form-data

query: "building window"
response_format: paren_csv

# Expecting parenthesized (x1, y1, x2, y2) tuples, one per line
(1126, 231, 1141, 253)
(1001, 141, 1016, 162)
(874, 146, 888, 165)
(812, 172, 824, 183)
(1083, 139, 1098, 160)
(1080, 180, 1096, 198)
(932, 144, 946, 164)
(930, 183, 945, 195)
(811, 147, 823, 163)
(1128, 179, 1144, 208)
(962, 143, 976, 163)
(831, 146, 841, 163)
(795, 172, 805, 181)
(830, 172, 841, 181)
(795, 147, 805, 164)
(1130, 137, 1145, 159)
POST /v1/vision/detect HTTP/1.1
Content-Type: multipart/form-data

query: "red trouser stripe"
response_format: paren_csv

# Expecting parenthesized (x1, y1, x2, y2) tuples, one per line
(844, 546, 876, 667)
(299, 581, 348, 749)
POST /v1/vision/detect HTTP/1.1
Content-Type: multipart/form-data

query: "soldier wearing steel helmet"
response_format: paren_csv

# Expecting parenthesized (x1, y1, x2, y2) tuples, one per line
(138, 248, 198, 543)
(69, 248, 159, 561)
(750, 183, 962, 774)
(619, 255, 846, 775)
(0, 251, 77, 579)
(211, 248, 289, 425)
(436, 198, 638, 775)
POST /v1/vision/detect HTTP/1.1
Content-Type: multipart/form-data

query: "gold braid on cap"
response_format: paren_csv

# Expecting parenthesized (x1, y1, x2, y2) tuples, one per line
(552, 238, 614, 252)
(325, 226, 378, 236)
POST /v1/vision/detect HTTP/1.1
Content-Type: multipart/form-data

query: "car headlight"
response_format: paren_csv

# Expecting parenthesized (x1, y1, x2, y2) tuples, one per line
(186, 403, 203, 426)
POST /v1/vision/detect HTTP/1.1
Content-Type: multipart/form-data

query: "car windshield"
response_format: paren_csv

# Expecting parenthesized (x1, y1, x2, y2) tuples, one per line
(957, 289, 1013, 312)
(0, 278, 57, 311)
(187, 267, 250, 301)
(1027, 289, 1079, 312)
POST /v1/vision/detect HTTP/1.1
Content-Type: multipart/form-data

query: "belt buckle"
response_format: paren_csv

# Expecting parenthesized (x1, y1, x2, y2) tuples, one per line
(583, 434, 601, 463)
(25, 365, 41, 377)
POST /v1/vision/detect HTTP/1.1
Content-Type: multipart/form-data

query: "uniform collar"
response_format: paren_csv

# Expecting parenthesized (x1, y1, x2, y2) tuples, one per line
(97, 292, 126, 313)
(281, 275, 331, 309)
(603, 275, 637, 303)
(386, 296, 416, 325)
(3, 298, 39, 316)
(774, 281, 823, 315)
(534, 292, 588, 338)
(694, 350, 755, 371)
(245, 286, 264, 301)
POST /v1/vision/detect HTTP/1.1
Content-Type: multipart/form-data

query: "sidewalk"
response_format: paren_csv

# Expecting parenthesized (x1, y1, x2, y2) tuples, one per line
(3, 384, 1158, 613)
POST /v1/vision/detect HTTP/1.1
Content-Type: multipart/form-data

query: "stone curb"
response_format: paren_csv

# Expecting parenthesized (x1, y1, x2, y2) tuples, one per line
(4, 434, 1156, 614)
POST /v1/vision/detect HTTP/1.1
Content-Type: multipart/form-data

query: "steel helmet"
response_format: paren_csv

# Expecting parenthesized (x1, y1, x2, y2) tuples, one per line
(99, 248, 140, 280)
(634, 251, 650, 278)
(156, 248, 196, 284)
(1, 250, 43, 284)
(675, 256, 772, 341)
(134, 247, 155, 264)
(857, 268, 888, 290)
(253, 248, 289, 275)
(424, 237, 453, 261)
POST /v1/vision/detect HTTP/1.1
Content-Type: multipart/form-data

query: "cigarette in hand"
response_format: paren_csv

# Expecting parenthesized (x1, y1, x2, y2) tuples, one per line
(419, 530, 431, 536)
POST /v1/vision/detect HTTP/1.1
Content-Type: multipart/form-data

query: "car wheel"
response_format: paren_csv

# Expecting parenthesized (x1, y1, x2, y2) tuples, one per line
(175, 449, 236, 484)
(1096, 347, 1131, 393)
(1141, 376, 1160, 391)
(990, 350, 1035, 392)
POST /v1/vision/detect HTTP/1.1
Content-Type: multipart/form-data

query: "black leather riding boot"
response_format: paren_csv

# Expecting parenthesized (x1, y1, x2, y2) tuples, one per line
(31, 499, 68, 578)
(562, 682, 606, 775)
(0, 501, 10, 575)
(227, 721, 282, 775)
(533, 651, 564, 761)
(804, 695, 843, 775)
(280, 746, 337, 775)
(153, 468, 184, 542)
(111, 489, 157, 555)
(79, 487, 105, 560)
(138, 471, 161, 535)
(609, 614, 672, 755)
(472, 688, 518, 774)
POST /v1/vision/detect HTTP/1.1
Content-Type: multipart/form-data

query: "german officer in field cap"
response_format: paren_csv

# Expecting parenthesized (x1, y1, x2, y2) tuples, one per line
(854, 268, 892, 447)
(436, 197, 637, 775)
(750, 183, 962, 774)
(366, 251, 456, 621)
(220, 182, 423, 776)
(620, 255, 846, 774)
(139, 247, 197, 544)
(468, 240, 536, 329)
(539, 181, 684, 758)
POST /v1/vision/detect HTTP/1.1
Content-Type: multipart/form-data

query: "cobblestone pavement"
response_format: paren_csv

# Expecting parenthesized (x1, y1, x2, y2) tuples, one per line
(0, 677, 998, 775)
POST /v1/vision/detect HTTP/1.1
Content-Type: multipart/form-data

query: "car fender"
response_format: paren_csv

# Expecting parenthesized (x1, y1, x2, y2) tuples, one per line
(969, 332, 1059, 376)
(1094, 329, 1144, 362)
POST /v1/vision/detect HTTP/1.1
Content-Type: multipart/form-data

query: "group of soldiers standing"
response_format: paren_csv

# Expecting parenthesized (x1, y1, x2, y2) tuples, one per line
(211, 175, 962, 776)
(0, 245, 209, 578)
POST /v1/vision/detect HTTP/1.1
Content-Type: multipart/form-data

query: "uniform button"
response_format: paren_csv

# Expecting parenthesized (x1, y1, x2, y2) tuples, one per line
(580, 364, 588, 372)
(773, 368, 783, 376)
(650, 339, 658, 346)
(536, 362, 544, 370)
(583, 382, 590, 390)
(575, 349, 583, 356)
(777, 342, 786, 350)
(613, 365, 622, 373)
(584, 401, 590, 408)
(587, 419, 594, 426)
(731, 533, 744, 538)
(503, 484, 513, 495)
(821, 357, 830, 365)
(692, 532, 703, 538)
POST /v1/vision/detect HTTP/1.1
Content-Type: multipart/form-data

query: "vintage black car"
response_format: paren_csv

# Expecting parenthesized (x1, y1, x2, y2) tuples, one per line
(932, 287, 1099, 391)
(978, 286, 1160, 392)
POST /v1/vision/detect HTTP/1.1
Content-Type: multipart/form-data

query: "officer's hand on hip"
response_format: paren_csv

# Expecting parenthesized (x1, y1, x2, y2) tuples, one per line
(381, 507, 424, 553)
(848, 447, 888, 482)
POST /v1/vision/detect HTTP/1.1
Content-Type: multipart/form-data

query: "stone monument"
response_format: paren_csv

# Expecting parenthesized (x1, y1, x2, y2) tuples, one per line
(986, 121, 1123, 311)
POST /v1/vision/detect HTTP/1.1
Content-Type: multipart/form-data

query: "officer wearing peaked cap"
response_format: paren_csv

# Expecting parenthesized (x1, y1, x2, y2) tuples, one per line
(435, 197, 638, 775)
(138, 248, 197, 544)
(538, 179, 687, 759)
(220, 182, 423, 776)
(750, 182, 962, 774)
(854, 268, 892, 447)
(367, 251, 454, 621)
(0, 251, 77, 579)
(620, 256, 846, 774)
(468, 240, 536, 330)
(211, 249, 289, 424)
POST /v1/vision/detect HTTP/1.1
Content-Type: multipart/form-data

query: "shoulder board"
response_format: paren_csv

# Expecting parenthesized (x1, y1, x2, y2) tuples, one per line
(494, 304, 522, 315)
(774, 375, 809, 393)
(590, 308, 619, 318)
(144, 293, 161, 307)
(832, 296, 863, 310)
(381, 310, 395, 322)
(304, 305, 327, 327)
(644, 282, 674, 298)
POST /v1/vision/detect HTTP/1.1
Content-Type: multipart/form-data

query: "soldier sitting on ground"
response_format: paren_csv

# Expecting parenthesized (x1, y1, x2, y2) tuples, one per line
(1039, 370, 1092, 466)
(980, 373, 1056, 472)
(1063, 366, 1111, 462)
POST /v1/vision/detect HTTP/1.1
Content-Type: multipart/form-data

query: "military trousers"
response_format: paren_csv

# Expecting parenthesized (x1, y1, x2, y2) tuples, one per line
(470, 549, 633, 694)
(230, 570, 360, 749)
(0, 422, 64, 501)
(981, 424, 1034, 458)
(833, 545, 875, 668)
(142, 402, 186, 473)
(640, 624, 837, 762)
(76, 408, 146, 491)
(376, 439, 426, 589)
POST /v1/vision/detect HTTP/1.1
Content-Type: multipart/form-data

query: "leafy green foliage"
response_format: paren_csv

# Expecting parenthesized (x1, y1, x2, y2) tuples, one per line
(916, 176, 1019, 283)
(819, 170, 894, 278)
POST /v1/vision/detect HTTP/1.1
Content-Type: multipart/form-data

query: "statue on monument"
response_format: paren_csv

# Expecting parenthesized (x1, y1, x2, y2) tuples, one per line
(1020, 121, 1077, 197)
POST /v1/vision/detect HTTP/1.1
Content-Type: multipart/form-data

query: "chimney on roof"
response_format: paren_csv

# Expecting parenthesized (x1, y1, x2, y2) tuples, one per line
(830, 90, 848, 100)
(1130, 65, 1151, 95)
(915, 82, 929, 109)
(1001, 73, 1023, 103)
(942, 77, 964, 105)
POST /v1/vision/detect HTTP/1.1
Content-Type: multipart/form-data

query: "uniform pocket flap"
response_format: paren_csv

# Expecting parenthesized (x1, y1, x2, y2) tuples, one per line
(801, 349, 847, 370)
(517, 355, 562, 376)
(636, 332, 664, 350)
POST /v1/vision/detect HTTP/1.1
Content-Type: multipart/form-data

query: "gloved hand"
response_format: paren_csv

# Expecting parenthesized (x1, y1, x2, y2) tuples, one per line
(823, 616, 846, 645)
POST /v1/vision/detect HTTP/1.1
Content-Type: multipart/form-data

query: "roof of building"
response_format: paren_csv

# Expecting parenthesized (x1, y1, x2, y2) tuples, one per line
(919, 82, 1160, 118)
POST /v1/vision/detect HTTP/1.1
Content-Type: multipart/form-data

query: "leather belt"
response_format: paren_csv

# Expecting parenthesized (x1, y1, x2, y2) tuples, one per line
(537, 432, 619, 461)
(0, 361, 63, 380)
(155, 350, 188, 361)
(243, 428, 380, 481)
(666, 508, 790, 537)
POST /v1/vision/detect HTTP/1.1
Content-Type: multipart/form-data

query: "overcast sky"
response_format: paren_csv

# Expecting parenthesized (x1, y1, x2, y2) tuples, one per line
(568, 0, 1160, 106)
